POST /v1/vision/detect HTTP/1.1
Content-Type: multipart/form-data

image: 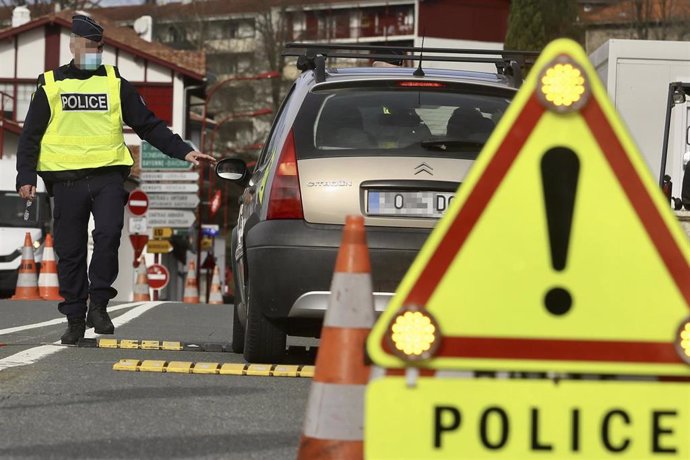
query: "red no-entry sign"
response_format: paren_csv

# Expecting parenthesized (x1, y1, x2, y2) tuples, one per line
(130, 234, 149, 266)
(147, 263, 170, 290)
(128, 189, 149, 216)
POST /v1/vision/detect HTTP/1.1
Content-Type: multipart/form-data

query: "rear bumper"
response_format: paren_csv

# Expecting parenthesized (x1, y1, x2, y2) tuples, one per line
(244, 220, 430, 326)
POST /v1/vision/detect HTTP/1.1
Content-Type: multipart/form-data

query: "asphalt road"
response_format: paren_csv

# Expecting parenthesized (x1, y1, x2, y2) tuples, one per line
(0, 300, 316, 460)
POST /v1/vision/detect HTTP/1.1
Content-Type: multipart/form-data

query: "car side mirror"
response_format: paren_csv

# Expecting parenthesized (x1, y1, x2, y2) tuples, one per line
(216, 158, 249, 185)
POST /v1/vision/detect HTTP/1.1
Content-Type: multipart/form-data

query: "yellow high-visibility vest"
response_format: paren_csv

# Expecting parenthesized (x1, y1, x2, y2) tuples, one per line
(38, 65, 133, 172)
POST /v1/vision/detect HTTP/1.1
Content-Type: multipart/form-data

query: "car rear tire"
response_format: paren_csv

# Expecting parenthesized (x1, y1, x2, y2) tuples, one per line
(231, 302, 245, 353)
(242, 282, 287, 363)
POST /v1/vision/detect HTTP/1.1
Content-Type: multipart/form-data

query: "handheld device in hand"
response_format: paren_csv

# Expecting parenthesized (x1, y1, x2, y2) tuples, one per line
(23, 199, 32, 221)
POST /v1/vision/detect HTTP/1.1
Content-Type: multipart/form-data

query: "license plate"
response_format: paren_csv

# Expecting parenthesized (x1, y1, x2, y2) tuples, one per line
(366, 377, 690, 459)
(367, 190, 455, 218)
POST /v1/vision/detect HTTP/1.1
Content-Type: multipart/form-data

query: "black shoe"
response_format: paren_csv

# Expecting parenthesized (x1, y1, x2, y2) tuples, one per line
(86, 304, 114, 334)
(61, 318, 86, 345)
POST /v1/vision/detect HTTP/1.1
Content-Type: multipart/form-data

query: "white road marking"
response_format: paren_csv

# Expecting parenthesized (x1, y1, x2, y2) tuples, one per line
(0, 301, 145, 336)
(0, 301, 164, 372)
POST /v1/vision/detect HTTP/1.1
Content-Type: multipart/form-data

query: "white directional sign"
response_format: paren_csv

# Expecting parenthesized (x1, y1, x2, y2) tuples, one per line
(147, 210, 196, 228)
(141, 183, 199, 193)
(147, 193, 200, 209)
(140, 172, 200, 182)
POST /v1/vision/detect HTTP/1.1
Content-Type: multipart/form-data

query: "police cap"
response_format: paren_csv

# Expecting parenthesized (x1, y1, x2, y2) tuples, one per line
(71, 15, 103, 43)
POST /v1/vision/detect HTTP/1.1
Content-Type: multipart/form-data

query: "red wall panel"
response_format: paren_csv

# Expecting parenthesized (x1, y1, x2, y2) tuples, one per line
(44, 24, 60, 71)
(134, 85, 173, 126)
(419, 0, 510, 43)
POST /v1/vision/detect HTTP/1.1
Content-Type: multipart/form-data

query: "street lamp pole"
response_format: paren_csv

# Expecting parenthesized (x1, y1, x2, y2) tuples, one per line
(195, 71, 280, 299)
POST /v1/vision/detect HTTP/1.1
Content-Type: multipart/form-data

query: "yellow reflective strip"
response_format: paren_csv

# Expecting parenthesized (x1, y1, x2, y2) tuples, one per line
(192, 362, 220, 375)
(139, 360, 167, 372)
(98, 338, 118, 349)
(41, 134, 122, 145)
(298, 365, 315, 378)
(140, 340, 160, 350)
(272, 365, 300, 377)
(105, 64, 122, 128)
(245, 364, 273, 377)
(161, 341, 183, 351)
(166, 361, 193, 373)
(113, 359, 140, 371)
(119, 339, 139, 349)
(219, 363, 246, 376)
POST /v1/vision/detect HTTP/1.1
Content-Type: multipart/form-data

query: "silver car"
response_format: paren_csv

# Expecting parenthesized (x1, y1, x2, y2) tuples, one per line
(216, 45, 522, 363)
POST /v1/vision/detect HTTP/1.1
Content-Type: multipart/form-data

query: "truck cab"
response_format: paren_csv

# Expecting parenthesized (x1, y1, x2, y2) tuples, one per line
(0, 159, 51, 297)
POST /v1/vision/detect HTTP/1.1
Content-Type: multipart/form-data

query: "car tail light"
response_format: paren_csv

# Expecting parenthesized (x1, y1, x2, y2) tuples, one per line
(267, 130, 304, 219)
(398, 81, 445, 88)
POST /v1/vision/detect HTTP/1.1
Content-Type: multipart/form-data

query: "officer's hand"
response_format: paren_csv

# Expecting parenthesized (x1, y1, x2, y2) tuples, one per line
(185, 151, 216, 166)
(19, 185, 36, 201)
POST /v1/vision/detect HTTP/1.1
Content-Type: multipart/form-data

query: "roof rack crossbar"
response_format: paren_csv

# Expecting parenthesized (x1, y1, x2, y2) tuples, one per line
(285, 42, 540, 58)
(283, 51, 506, 65)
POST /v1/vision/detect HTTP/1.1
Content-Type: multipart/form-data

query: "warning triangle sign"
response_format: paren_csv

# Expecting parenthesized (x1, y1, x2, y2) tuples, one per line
(367, 39, 690, 376)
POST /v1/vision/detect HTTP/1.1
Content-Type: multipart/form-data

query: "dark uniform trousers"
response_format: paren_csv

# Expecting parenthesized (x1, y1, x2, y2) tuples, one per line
(52, 171, 128, 318)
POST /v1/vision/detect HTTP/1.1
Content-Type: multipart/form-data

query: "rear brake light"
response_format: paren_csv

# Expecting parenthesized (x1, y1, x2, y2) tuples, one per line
(267, 130, 304, 220)
(398, 81, 445, 88)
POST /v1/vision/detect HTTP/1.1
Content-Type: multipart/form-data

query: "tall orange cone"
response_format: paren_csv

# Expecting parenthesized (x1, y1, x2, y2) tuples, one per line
(182, 260, 199, 304)
(297, 215, 374, 460)
(11, 232, 41, 300)
(133, 257, 151, 301)
(208, 265, 223, 304)
(38, 233, 62, 301)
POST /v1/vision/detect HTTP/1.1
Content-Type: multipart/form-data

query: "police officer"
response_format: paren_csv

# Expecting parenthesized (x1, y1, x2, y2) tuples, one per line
(15, 15, 215, 344)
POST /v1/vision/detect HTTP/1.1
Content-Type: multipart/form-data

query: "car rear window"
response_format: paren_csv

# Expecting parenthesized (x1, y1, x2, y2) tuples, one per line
(293, 82, 514, 160)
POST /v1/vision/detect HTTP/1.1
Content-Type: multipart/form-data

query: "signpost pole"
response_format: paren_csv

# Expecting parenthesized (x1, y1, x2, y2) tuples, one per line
(153, 253, 160, 301)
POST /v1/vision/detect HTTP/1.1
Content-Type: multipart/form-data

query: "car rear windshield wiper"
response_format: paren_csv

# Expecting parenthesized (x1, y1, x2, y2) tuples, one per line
(420, 139, 485, 152)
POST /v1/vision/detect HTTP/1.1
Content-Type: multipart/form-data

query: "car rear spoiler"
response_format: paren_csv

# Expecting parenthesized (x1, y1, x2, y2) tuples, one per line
(282, 42, 540, 88)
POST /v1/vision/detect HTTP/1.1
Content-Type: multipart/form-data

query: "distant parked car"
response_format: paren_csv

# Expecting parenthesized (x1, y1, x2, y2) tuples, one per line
(216, 44, 525, 363)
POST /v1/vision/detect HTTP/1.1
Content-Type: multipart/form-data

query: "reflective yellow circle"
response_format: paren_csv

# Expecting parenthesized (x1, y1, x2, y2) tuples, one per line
(539, 62, 587, 111)
(390, 311, 437, 358)
(680, 323, 690, 357)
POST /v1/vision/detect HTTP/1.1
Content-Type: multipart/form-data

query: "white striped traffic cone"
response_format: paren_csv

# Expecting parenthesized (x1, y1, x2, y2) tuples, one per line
(183, 260, 199, 304)
(297, 215, 374, 460)
(133, 257, 151, 301)
(11, 232, 41, 300)
(38, 233, 62, 301)
(208, 265, 223, 304)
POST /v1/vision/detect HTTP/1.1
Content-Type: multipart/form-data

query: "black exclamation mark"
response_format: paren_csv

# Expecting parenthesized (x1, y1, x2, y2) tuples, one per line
(541, 147, 580, 316)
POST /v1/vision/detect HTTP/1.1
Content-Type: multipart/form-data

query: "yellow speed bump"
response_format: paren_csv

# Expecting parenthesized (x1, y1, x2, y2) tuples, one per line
(119, 339, 139, 349)
(192, 362, 220, 375)
(112, 360, 314, 377)
(139, 360, 167, 372)
(141, 340, 160, 350)
(98, 338, 118, 349)
(162, 341, 183, 351)
(113, 359, 140, 371)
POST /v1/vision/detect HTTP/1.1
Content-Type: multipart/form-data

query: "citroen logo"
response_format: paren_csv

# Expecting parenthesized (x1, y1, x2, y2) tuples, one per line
(414, 162, 433, 176)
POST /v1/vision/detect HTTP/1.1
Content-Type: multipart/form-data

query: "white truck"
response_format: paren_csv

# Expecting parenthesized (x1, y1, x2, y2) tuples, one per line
(0, 156, 50, 297)
(589, 39, 690, 200)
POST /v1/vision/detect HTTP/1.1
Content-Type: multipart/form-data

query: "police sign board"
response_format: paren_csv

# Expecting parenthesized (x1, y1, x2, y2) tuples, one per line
(365, 39, 690, 459)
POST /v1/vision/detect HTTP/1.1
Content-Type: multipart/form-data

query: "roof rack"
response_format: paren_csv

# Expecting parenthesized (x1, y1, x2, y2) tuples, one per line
(282, 42, 541, 87)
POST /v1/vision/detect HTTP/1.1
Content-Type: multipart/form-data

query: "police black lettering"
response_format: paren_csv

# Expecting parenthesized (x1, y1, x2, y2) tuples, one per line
(652, 411, 677, 454)
(601, 409, 631, 452)
(571, 409, 580, 452)
(530, 408, 553, 451)
(433, 406, 461, 449)
(60, 93, 108, 111)
(480, 407, 509, 450)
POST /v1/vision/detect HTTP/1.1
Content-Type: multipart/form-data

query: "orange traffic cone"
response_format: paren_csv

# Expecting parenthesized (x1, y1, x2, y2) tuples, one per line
(38, 233, 62, 301)
(297, 215, 374, 460)
(133, 257, 151, 301)
(11, 232, 41, 300)
(208, 266, 223, 304)
(183, 260, 199, 304)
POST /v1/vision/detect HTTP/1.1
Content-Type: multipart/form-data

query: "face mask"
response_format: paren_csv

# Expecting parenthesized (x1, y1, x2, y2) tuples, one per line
(80, 52, 102, 70)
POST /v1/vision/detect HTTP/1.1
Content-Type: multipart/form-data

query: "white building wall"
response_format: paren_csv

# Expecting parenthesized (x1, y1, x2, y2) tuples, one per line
(413, 37, 504, 74)
(0, 38, 16, 78)
(117, 52, 146, 82)
(59, 30, 72, 66)
(172, 74, 184, 135)
(16, 28, 45, 79)
(147, 62, 172, 83)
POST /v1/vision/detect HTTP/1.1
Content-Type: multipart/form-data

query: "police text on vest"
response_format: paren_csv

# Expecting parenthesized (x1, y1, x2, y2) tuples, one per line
(60, 93, 108, 111)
